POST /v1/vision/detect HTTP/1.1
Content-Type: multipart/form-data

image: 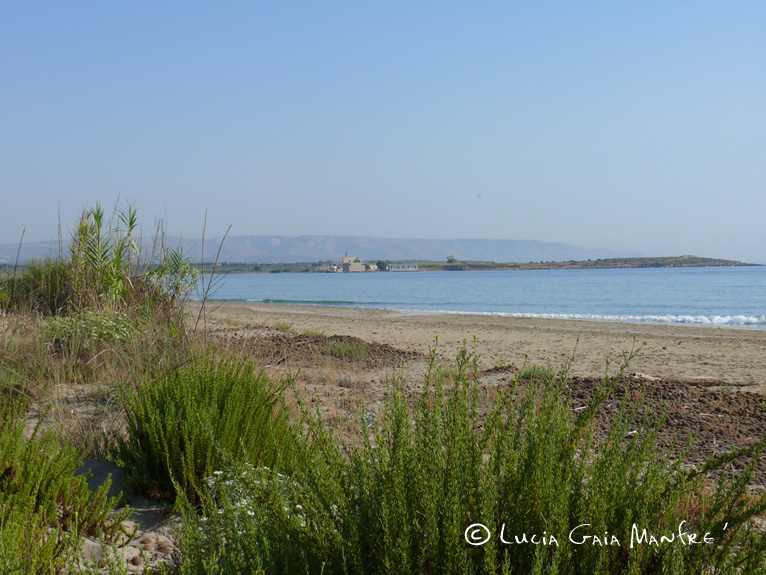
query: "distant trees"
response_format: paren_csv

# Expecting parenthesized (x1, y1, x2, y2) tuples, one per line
(446, 255, 457, 264)
(376, 260, 388, 271)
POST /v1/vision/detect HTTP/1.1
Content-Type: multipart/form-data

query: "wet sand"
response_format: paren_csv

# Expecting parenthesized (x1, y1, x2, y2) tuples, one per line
(194, 302, 766, 390)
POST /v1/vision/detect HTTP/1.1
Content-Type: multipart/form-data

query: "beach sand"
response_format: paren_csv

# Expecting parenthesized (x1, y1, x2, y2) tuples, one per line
(195, 302, 766, 390)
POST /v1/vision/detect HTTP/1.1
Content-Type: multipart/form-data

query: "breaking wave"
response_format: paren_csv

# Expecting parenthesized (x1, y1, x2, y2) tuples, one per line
(421, 311, 766, 327)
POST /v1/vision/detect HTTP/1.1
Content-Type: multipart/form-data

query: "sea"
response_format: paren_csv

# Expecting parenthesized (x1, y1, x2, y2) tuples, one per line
(201, 266, 766, 328)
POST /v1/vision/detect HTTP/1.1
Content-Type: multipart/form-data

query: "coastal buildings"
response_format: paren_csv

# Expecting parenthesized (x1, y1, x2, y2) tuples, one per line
(387, 263, 419, 272)
(319, 255, 418, 272)
(342, 253, 365, 273)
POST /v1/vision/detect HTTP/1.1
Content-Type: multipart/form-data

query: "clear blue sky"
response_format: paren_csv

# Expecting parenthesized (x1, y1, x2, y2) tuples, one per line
(2, 2, 764, 261)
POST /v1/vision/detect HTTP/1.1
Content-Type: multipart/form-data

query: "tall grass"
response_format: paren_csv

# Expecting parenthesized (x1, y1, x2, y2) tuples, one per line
(179, 344, 766, 574)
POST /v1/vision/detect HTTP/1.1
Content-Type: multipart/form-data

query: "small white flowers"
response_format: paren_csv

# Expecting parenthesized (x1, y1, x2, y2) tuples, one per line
(198, 463, 315, 547)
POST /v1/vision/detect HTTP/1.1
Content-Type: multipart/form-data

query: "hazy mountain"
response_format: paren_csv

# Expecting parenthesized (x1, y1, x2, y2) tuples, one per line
(0, 235, 637, 264)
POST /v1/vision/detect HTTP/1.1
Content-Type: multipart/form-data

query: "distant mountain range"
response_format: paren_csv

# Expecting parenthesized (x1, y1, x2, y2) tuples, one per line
(0, 235, 638, 265)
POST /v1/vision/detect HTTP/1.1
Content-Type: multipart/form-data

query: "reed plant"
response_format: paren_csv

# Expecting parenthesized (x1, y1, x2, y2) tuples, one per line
(178, 344, 766, 574)
(1, 200, 200, 403)
(1, 201, 198, 322)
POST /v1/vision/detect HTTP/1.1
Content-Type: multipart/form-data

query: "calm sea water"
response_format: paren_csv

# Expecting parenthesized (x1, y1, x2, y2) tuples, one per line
(202, 266, 766, 328)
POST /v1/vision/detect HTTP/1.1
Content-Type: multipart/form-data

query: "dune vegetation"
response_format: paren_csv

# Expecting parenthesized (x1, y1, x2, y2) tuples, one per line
(2, 204, 766, 573)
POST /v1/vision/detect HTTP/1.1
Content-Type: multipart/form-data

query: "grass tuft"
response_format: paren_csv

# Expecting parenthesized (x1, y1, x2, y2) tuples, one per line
(328, 340, 368, 361)
(302, 328, 327, 338)
(274, 321, 293, 333)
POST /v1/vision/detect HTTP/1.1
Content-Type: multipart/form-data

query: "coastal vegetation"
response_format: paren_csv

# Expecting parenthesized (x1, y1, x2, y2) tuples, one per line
(1, 204, 765, 572)
(416, 255, 756, 271)
(177, 344, 766, 574)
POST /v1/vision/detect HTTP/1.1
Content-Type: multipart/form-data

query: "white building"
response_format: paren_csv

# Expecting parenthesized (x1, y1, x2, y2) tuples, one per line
(387, 263, 419, 271)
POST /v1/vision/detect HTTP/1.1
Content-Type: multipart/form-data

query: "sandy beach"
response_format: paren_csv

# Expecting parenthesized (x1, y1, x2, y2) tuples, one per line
(196, 302, 766, 390)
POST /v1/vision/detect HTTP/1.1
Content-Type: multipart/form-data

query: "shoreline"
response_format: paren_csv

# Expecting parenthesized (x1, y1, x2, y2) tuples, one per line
(203, 299, 766, 329)
(193, 302, 766, 390)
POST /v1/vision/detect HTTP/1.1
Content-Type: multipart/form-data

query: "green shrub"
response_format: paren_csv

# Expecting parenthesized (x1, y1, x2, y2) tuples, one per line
(42, 309, 137, 356)
(70, 202, 198, 314)
(328, 340, 368, 361)
(179, 463, 341, 574)
(178, 345, 766, 574)
(114, 353, 298, 504)
(0, 259, 72, 315)
(0, 402, 130, 572)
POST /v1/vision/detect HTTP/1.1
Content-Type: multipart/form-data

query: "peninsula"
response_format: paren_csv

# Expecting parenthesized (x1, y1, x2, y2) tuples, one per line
(194, 255, 756, 274)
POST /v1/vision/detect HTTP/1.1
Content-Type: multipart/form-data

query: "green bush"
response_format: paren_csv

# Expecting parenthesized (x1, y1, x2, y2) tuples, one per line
(0, 402, 130, 572)
(178, 345, 766, 574)
(179, 463, 341, 574)
(0, 260, 72, 315)
(42, 309, 137, 356)
(114, 353, 298, 504)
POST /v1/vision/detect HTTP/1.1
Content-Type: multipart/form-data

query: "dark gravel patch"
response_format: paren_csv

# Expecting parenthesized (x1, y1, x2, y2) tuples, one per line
(211, 328, 422, 369)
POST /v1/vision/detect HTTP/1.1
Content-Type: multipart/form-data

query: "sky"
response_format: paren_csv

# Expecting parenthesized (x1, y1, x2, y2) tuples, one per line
(1, 2, 764, 262)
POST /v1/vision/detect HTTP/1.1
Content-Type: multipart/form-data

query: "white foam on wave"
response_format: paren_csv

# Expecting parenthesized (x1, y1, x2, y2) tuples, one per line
(401, 309, 766, 327)
(243, 300, 766, 327)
